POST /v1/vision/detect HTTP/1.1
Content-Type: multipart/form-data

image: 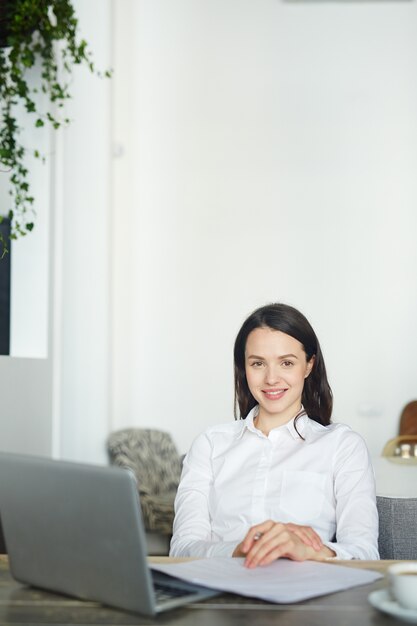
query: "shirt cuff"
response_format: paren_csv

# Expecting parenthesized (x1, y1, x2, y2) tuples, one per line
(323, 540, 379, 560)
(323, 541, 355, 560)
(170, 538, 238, 558)
(206, 540, 239, 558)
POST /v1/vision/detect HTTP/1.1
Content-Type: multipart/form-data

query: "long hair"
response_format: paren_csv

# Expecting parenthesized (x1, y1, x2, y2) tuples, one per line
(233, 303, 332, 426)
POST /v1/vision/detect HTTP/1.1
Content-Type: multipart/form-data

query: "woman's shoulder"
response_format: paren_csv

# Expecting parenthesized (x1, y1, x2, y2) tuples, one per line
(305, 419, 371, 465)
(190, 419, 244, 446)
(308, 419, 351, 432)
(187, 420, 244, 457)
(306, 418, 366, 444)
(201, 419, 244, 438)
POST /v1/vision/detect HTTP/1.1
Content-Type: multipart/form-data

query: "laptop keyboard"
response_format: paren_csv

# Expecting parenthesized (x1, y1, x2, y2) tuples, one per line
(154, 582, 195, 603)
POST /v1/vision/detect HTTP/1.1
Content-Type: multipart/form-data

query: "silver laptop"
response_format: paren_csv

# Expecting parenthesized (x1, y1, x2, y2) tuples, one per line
(0, 452, 218, 616)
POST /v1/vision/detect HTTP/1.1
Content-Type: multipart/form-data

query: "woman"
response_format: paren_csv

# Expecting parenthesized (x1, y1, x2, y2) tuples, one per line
(170, 303, 379, 565)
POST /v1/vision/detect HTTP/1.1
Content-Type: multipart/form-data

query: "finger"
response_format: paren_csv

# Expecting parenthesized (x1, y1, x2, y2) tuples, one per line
(241, 521, 275, 553)
(290, 528, 321, 550)
(295, 525, 322, 545)
(253, 533, 311, 567)
(286, 524, 323, 551)
(244, 528, 290, 568)
(243, 522, 287, 561)
(242, 529, 265, 553)
(257, 538, 307, 566)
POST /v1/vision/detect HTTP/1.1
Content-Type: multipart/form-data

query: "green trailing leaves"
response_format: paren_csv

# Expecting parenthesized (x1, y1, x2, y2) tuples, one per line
(0, 0, 112, 256)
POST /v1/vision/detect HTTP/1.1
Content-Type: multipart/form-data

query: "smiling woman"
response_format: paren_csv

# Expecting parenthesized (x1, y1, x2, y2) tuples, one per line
(233, 304, 333, 431)
(244, 329, 314, 435)
(170, 303, 379, 565)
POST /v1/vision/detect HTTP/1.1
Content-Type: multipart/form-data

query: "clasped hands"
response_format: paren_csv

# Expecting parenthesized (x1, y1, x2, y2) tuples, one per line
(232, 520, 335, 568)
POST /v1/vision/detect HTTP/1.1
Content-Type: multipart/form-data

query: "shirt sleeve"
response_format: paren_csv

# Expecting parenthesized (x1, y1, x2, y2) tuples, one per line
(169, 431, 238, 558)
(323, 429, 379, 560)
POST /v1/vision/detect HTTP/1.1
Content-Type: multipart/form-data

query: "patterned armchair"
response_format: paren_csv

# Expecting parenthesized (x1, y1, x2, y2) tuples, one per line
(107, 429, 183, 539)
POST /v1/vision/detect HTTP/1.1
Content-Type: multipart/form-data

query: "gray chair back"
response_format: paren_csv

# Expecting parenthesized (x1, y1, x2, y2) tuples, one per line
(377, 495, 417, 559)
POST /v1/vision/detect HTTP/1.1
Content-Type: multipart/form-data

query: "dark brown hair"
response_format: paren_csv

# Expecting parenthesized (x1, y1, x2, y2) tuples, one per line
(233, 303, 332, 426)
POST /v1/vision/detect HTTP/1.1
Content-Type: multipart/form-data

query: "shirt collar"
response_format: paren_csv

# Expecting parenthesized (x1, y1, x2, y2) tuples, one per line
(286, 410, 308, 440)
(236, 405, 309, 440)
(235, 406, 258, 439)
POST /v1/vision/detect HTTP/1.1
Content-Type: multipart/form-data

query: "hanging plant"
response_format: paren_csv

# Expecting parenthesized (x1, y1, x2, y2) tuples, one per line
(0, 0, 111, 255)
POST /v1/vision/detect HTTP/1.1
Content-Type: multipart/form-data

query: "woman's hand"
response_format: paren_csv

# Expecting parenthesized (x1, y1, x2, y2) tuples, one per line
(233, 520, 335, 567)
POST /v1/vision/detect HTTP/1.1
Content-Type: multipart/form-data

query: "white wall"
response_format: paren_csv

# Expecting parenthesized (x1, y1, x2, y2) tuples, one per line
(55, 0, 112, 463)
(112, 0, 417, 460)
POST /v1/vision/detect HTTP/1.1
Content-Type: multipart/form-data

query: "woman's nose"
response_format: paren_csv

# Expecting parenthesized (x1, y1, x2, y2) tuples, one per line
(265, 366, 280, 385)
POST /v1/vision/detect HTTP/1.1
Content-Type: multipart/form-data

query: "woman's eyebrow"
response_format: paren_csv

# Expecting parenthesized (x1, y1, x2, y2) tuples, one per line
(246, 353, 299, 360)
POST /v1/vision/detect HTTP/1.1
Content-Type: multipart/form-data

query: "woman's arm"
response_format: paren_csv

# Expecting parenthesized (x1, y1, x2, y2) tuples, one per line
(324, 430, 379, 560)
(169, 432, 238, 557)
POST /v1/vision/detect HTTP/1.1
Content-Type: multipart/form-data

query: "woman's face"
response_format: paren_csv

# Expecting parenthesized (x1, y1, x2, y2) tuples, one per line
(245, 327, 314, 426)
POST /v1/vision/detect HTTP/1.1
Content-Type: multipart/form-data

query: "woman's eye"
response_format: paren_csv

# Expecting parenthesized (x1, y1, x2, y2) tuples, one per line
(251, 361, 264, 368)
(282, 361, 294, 367)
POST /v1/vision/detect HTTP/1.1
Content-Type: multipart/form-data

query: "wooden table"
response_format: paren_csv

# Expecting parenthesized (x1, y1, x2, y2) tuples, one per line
(0, 556, 402, 625)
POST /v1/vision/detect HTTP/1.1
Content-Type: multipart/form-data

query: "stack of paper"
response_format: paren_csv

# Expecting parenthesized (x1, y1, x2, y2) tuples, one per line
(151, 558, 382, 603)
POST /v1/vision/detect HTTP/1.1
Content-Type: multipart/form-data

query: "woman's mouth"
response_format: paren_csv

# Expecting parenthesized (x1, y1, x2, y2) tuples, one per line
(262, 388, 287, 400)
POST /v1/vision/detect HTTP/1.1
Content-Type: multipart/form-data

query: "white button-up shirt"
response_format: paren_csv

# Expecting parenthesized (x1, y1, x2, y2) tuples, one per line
(170, 408, 379, 560)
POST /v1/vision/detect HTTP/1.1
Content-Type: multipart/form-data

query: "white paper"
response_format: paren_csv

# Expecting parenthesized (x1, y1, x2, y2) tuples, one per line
(151, 558, 382, 603)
